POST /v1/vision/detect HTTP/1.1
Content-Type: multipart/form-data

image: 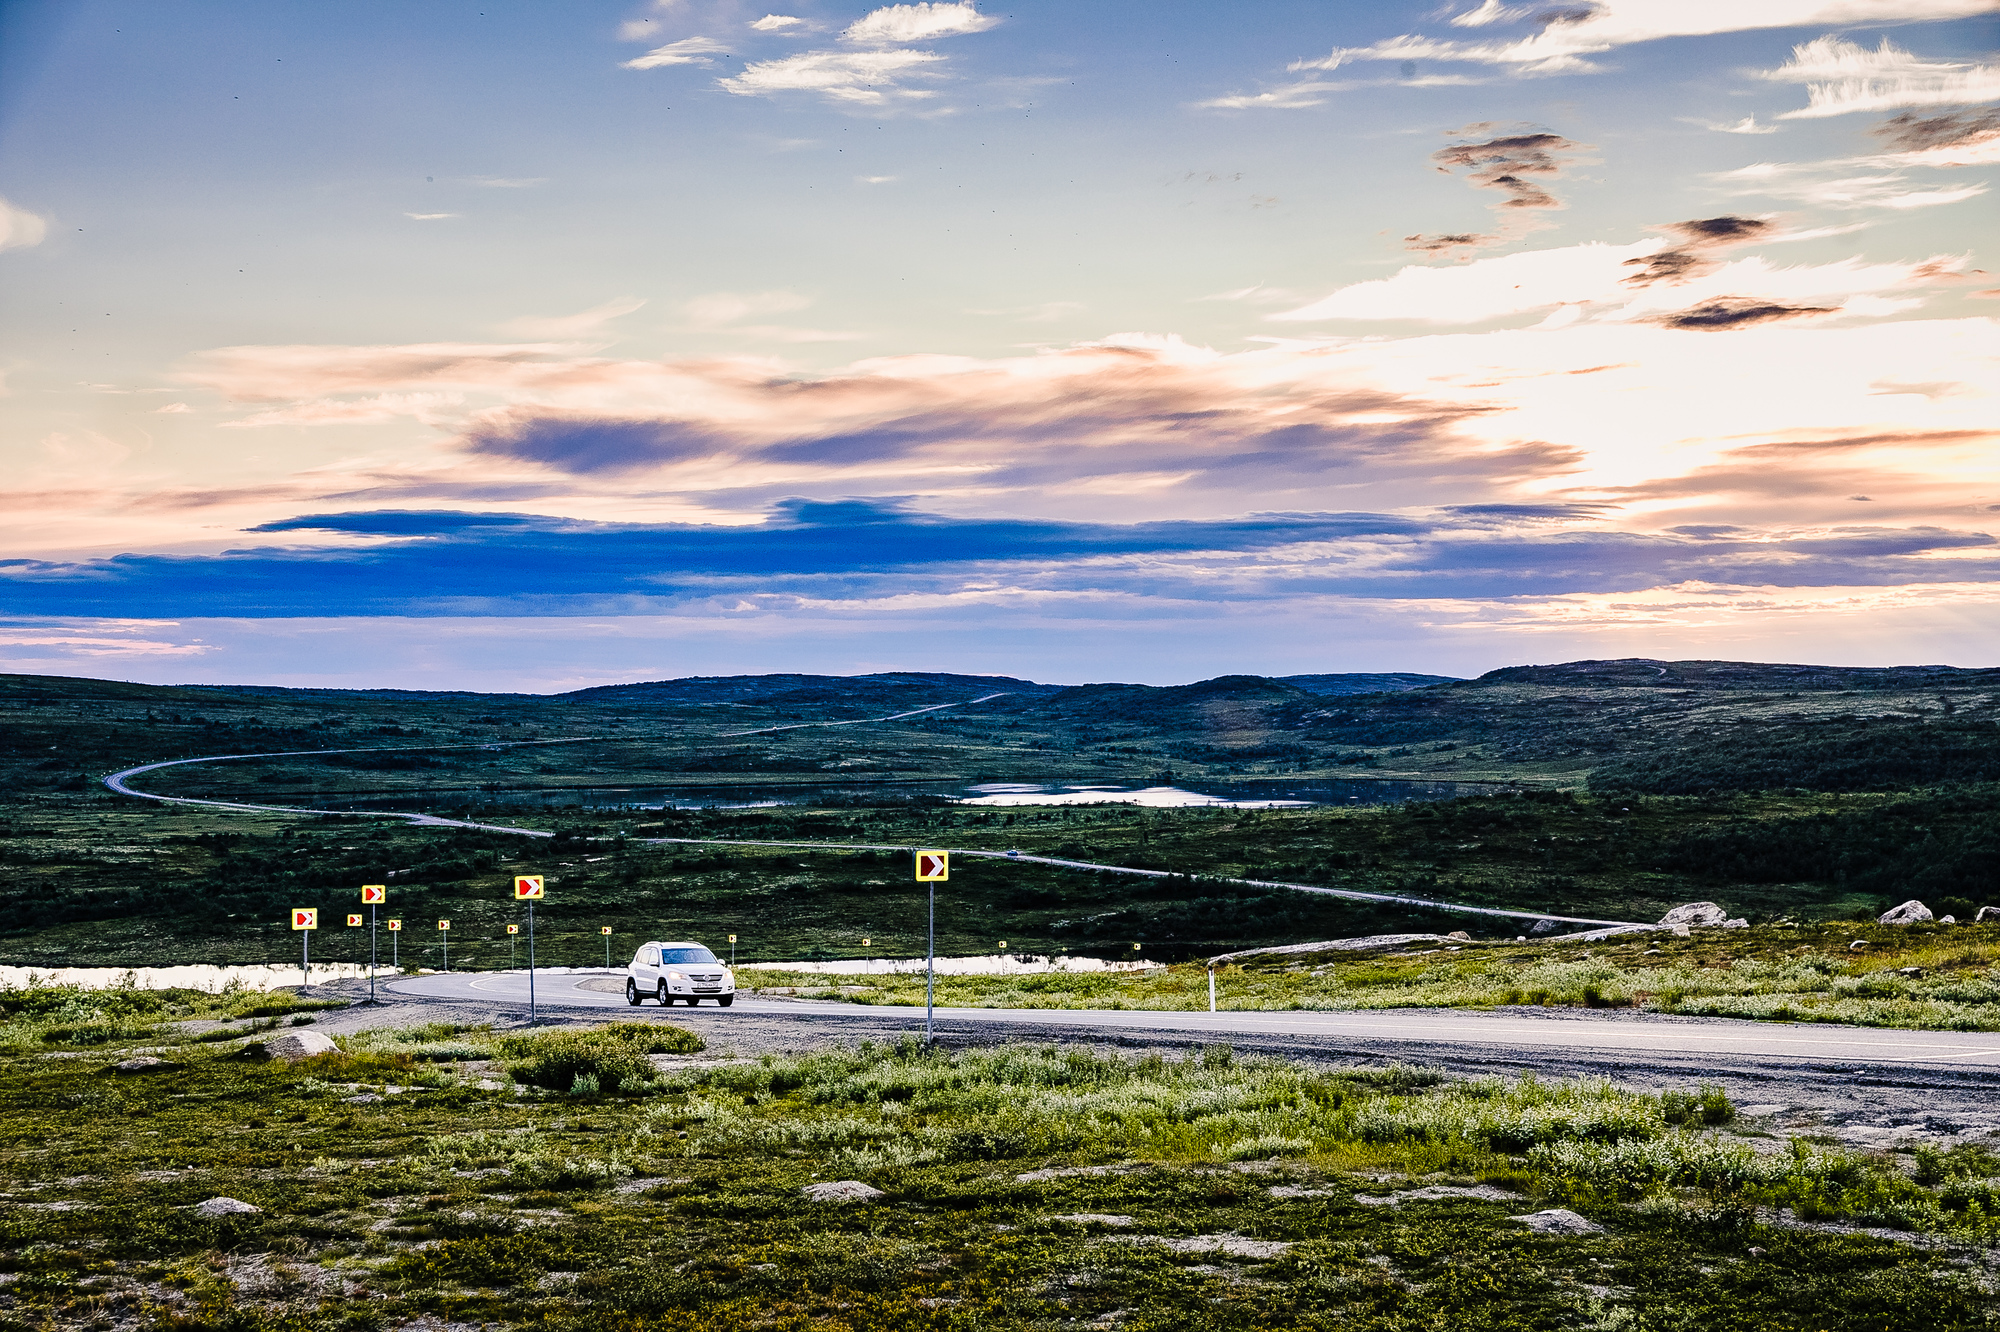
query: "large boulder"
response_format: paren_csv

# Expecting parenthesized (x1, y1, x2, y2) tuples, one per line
(1658, 902, 1728, 928)
(111, 1055, 173, 1075)
(195, 1197, 261, 1217)
(255, 1030, 340, 1061)
(1878, 901, 1933, 926)
(1976, 906, 1999, 923)
(1510, 1208, 1603, 1235)
(803, 1180, 884, 1204)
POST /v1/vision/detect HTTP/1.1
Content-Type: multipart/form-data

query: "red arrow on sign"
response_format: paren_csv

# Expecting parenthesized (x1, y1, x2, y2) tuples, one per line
(915, 851, 949, 881)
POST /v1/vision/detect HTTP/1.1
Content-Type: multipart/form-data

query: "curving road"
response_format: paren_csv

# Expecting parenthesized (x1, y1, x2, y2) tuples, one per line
(385, 970, 2000, 1069)
(102, 720, 1645, 930)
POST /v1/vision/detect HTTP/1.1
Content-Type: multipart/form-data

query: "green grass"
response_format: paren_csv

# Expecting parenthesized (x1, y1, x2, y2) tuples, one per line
(0, 1007, 1992, 1330)
(745, 921, 2000, 1031)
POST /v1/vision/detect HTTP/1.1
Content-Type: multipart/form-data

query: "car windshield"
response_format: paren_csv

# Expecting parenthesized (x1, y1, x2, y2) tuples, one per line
(659, 946, 718, 965)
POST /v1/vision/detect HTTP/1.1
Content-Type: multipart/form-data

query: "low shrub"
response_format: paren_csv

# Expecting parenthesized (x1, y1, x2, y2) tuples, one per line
(500, 1022, 702, 1092)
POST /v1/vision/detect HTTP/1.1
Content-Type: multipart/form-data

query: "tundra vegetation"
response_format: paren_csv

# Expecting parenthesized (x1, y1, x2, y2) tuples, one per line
(3, 664, 1998, 970)
(1, 1000, 1994, 1331)
(747, 919, 2000, 1032)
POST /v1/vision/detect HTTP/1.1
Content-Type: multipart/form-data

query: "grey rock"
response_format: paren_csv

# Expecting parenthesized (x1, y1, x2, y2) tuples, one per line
(1878, 901, 1933, 926)
(1268, 1185, 1334, 1199)
(1938, 915, 1956, 925)
(260, 1030, 339, 1061)
(1054, 1213, 1134, 1227)
(195, 1197, 261, 1217)
(1510, 1208, 1602, 1235)
(1357, 1184, 1519, 1206)
(1140, 1234, 1292, 1259)
(803, 1180, 884, 1204)
(1529, 919, 1560, 935)
(112, 1056, 171, 1075)
(1977, 906, 2000, 922)
(1722, 918, 1749, 929)
(1658, 902, 1728, 928)
(1849, 939, 1872, 950)
(1445, 930, 1471, 941)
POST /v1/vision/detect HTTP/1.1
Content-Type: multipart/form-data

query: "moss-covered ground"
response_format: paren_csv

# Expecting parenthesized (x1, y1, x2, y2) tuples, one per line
(0, 989, 1994, 1330)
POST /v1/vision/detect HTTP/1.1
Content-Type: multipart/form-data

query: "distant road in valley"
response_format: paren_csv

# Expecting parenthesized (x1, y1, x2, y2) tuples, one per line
(102, 721, 1648, 930)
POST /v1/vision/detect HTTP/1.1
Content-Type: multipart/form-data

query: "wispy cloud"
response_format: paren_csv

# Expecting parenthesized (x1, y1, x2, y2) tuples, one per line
(0, 196, 47, 252)
(404, 212, 458, 221)
(1272, 236, 1964, 326)
(751, 14, 805, 32)
(841, 2, 998, 45)
(463, 175, 548, 188)
(1761, 36, 2000, 119)
(1686, 115, 1781, 135)
(719, 47, 948, 104)
(1201, 3, 1999, 104)
(499, 296, 648, 338)
(623, 36, 731, 69)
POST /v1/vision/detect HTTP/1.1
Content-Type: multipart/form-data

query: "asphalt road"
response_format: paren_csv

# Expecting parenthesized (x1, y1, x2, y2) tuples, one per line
(386, 969, 2000, 1070)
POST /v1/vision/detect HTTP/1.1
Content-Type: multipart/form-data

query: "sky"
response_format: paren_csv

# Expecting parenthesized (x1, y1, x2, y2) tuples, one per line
(0, 0, 1996, 690)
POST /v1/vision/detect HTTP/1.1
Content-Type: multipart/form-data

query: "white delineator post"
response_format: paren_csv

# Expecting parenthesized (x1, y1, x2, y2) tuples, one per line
(1209, 965, 1217, 1013)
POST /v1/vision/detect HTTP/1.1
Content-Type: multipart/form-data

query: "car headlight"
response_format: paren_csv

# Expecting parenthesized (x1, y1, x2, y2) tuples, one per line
(666, 970, 684, 980)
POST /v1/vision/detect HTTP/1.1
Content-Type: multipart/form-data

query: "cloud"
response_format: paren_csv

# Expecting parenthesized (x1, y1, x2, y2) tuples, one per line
(178, 342, 597, 402)
(1403, 127, 1584, 254)
(623, 36, 731, 69)
(0, 197, 48, 252)
(155, 403, 193, 414)
(405, 212, 458, 220)
(1198, 3, 1999, 109)
(7, 498, 1995, 620)
(1620, 216, 1774, 286)
(1871, 106, 2000, 166)
(1718, 158, 1990, 209)
(1687, 115, 1782, 135)
(842, 2, 997, 45)
(1274, 231, 1966, 326)
(751, 14, 805, 31)
(682, 289, 814, 326)
(1762, 36, 2000, 119)
(719, 48, 948, 103)
(499, 296, 648, 338)
(1639, 297, 1839, 330)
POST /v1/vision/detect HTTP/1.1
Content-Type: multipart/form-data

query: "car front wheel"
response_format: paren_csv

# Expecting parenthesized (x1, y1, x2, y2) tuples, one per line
(656, 981, 670, 1006)
(625, 979, 640, 1006)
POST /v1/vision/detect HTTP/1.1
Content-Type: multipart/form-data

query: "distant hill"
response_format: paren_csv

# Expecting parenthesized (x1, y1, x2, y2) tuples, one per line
(1279, 673, 1458, 696)
(559, 672, 1063, 711)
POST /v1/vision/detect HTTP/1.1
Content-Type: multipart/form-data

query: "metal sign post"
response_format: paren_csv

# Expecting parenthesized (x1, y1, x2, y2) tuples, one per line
(387, 918, 401, 968)
(362, 886, 386, 1003)
(600, 925, 612, 970)
(438, 919, 451, 972)
(515, 876, 545, 1024)
(915, 851, 949, 1042)
(291, 908, 317, 988)
(728, 933, 737, 967)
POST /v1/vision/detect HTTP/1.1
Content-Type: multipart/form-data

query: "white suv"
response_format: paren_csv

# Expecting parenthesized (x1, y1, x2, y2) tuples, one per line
(626, 941, 735, 1007)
